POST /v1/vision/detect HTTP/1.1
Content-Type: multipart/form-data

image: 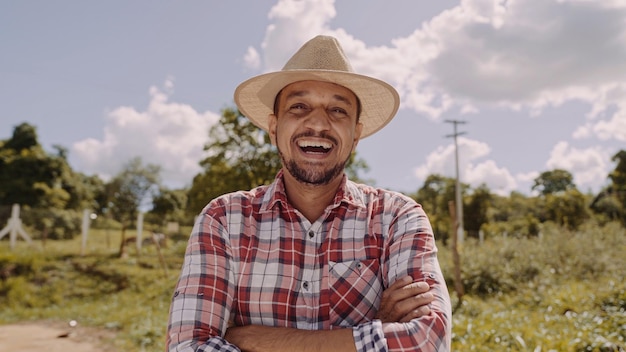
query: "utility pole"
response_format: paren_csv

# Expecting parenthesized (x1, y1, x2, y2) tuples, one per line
(445, 119, 466, 244)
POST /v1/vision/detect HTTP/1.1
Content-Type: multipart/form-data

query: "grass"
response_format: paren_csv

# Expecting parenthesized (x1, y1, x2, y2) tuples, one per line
(0, 229, 185, 351)
(1, 222, 625, 351)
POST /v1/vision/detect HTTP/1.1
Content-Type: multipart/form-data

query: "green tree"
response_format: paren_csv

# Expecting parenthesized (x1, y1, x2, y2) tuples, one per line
(104, 157, 161, 257)
(0, 123, 68, 208)
(147, 188, 189, 226)
(532, 169, 575, 195)
(4, 122, 38, 150)
(187, 108, 280, 215)
(591, 150, 626, 225)
(609, 150, 626, 211)
(412, 174, 467, 243)
(187, 107, 370, 215)
(464, 184, 493, 238)
(0, 123, 107, 239)
(486, 192, 542, 237)
(543, 188, 589, 230)
(590, 188, 623, 224)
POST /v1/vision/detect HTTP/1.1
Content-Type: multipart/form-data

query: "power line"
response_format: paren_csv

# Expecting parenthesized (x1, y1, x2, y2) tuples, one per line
(445, 119, 467, 244)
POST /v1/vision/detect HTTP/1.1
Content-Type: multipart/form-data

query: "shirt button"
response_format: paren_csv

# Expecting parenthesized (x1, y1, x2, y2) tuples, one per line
(308, 231, 314, 238)
(302, 281, 309, 290)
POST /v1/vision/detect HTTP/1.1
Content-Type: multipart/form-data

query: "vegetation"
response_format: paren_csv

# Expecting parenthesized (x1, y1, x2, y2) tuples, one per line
(1, 113, 626, 351)
(0, 221, 624, 351)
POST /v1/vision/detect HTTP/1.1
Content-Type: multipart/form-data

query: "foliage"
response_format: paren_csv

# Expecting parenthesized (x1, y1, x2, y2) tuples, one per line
(413, 175, 455, 243)
(103, 157, 162, 228)
(187, 108, 282, 215)
(481, 214, 541, 238)
(1, 221, 625, 351)
(20, 207, 83, 240)
(541, 188, 590, 229)
(0, 229, 186, 351)
(146, 188, 191, 227)
(588, 151, 626, 226)
(463, 184, 493, 237)
(590, 190, 624, 225)
(0, 123, 103, 213)
(441, 221, 626, 351)
(532, 168, 576, 195)
(187, 107, 371, 216)
(610, 150, 626, 194)
(0, 123, 68, 207)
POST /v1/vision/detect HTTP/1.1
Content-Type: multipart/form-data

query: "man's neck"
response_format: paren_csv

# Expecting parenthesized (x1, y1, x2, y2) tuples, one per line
(282, 172, 343, 223)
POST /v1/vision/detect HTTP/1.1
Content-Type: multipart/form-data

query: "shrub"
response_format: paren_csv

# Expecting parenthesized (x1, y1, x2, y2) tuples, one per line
(21, 207, 82, 240)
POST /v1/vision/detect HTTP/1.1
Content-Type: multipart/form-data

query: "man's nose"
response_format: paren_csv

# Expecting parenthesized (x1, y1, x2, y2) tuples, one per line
(303, 108, 331, 130)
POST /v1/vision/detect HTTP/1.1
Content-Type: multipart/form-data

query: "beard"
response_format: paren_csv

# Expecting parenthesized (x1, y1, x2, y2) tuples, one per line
(281, 154, 347, 185)
(277, 131, 348, 185)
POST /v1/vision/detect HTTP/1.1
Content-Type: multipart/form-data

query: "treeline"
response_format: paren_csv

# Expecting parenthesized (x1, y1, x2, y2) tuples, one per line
(1, 108, 625, 246)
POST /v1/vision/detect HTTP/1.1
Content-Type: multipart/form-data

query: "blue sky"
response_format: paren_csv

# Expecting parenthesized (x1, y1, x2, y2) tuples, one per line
(2, 0, 625, 196)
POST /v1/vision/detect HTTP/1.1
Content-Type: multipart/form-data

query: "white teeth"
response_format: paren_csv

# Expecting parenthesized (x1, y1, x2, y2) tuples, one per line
(297, 140, 332, 149)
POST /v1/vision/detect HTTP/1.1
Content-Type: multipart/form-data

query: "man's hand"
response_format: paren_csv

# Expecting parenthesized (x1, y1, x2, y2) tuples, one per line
(376, 276, 434, 323)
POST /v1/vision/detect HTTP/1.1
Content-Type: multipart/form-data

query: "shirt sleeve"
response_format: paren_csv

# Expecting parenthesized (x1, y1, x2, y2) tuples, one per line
(166, 205, 240, 352)
(365, 199, 452, 352)
(353, 320, 388, 351)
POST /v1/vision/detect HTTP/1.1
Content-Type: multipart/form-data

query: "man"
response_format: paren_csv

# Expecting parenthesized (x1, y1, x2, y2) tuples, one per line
(166, 35, 452, 351)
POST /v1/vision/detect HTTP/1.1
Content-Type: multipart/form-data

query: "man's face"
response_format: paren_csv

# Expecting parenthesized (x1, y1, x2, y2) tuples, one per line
(269, 80, 363, 186)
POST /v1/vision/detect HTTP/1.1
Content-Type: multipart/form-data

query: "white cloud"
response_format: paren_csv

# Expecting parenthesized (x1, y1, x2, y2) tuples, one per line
(515, 171, 540, 196)
(243, 46, 261, 70)
(254, 0, 626, 128)
(421, 0, 626, 107)
(414, 137, 518, 195)
(261, 0, 337, 71)
(546, 141, 612, 191)
(72, 81, 220, 188)
(593, 111, 626, 142)
(247, 0, 624, 195)
(466, 160, 518, 196)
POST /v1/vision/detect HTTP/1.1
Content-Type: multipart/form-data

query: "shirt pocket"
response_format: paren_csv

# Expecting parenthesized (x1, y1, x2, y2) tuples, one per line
(328, 259, 382, 327)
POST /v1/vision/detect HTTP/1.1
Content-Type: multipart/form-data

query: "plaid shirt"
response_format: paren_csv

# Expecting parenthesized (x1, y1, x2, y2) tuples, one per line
(167, 172, 451, 351)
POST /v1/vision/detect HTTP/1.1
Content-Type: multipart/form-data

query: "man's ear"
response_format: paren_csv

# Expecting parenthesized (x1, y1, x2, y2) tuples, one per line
(268, 114, 278, 146)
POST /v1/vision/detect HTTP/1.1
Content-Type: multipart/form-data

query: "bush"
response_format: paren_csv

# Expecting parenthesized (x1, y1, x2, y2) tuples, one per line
(20, 207, 82, 240)
(446, 221, 626, 351)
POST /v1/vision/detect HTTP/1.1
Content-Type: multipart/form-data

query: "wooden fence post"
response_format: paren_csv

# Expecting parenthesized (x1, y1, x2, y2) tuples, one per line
(136, 212, 144, 255)
(448, 201, 465, 312)
(80, 209, 90, 256)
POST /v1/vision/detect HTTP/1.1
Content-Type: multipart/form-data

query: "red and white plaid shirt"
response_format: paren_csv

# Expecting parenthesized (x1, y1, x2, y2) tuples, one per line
(167, 171, 451, 351)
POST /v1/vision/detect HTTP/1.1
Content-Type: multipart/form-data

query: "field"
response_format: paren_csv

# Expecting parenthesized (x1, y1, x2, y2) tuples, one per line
(1, 222, 624, 351)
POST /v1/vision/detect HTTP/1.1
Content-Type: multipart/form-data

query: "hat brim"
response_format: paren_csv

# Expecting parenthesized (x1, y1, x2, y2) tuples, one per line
(234, 70, 400, 139)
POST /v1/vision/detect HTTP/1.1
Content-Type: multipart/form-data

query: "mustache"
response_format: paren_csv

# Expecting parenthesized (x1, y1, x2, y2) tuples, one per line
(292, 131, 338, 145)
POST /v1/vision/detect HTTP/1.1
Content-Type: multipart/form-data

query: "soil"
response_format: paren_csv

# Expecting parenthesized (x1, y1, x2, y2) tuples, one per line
(0, 321, 117, 352)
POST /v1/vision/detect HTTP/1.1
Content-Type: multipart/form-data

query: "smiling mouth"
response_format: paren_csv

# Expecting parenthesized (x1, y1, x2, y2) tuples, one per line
(297, 140, 333, 154)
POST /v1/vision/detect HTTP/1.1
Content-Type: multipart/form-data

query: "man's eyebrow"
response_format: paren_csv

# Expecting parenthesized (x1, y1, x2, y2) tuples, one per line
(284, 90, 308, 100)
(284, 90, 354, 106)
(333, 94, 353, 106)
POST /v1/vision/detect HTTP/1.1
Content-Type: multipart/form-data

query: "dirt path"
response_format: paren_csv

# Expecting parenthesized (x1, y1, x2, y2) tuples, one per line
(0, 321, 116, 352)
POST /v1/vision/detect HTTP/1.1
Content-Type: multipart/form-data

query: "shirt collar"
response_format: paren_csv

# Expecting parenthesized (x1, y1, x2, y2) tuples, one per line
(261, 170, 366, 213)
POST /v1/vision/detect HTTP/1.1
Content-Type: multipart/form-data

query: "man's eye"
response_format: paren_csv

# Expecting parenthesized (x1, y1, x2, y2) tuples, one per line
(289, 104, 308, 110)
(330, 107, 348, 115)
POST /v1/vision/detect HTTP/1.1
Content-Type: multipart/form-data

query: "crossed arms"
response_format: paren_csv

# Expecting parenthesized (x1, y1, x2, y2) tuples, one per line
(224, 277, 439, 352)
(166, 199, 452, 351)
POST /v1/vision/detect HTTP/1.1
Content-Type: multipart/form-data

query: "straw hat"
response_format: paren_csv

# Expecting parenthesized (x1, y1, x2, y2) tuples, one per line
(234, 35, 400, 138)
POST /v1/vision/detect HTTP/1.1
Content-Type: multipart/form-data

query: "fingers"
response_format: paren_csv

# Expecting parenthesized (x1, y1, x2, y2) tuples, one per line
(376, 276, 435, 323)
(393, 290, 434, 321)
(383, 277, 430, 303)
(389, 285, 433, 314)
(398, 303, 432, 323)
